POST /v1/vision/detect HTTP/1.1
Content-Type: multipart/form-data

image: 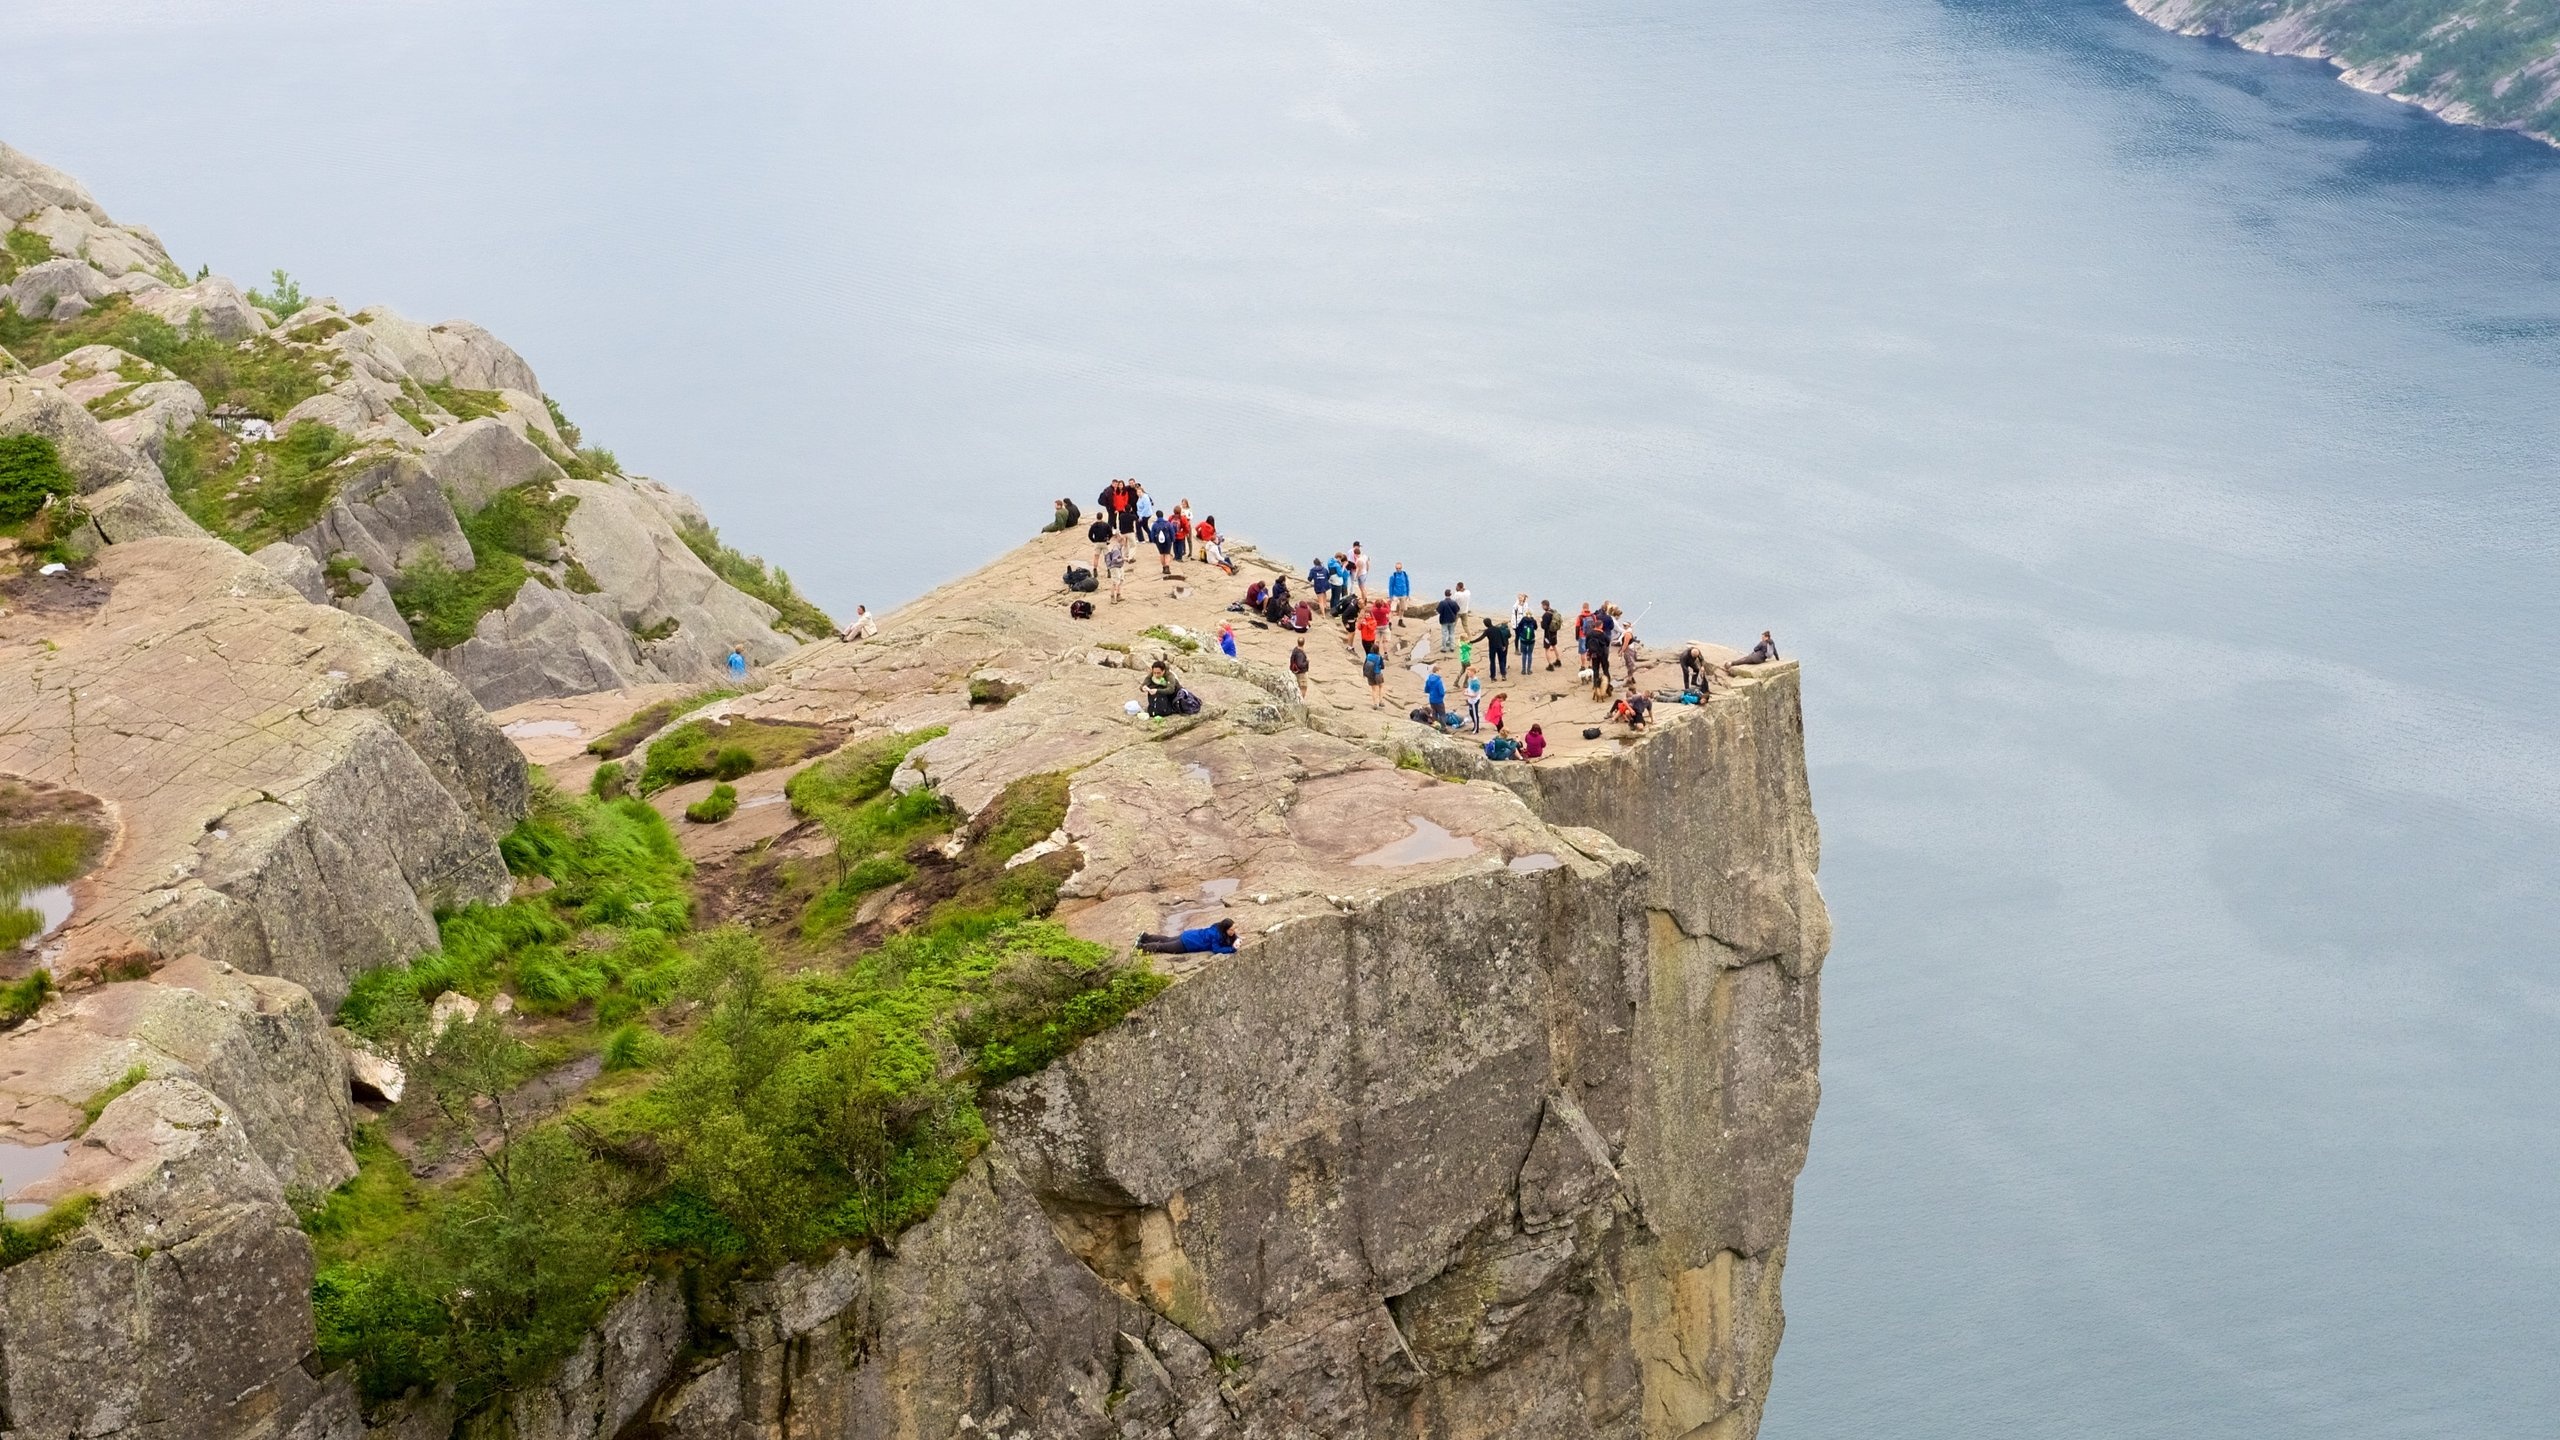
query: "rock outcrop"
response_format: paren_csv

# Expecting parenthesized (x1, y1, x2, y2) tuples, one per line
(0, 141, 821, 710)
(471, 530, 1826, 1440)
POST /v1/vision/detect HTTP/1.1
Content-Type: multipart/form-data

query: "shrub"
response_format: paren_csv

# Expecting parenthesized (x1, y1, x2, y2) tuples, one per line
(390, 482, 578, 652)
(0, 228, 53, 281)
(685, 783, 739, 824)
(245, 269, 306, 319)
(0, 970, 53, 1028)
(159, 420, 362, 552)
(0, 298, 331, 419)
(0, 434, 73, 525)
(589, 761, 626, 801)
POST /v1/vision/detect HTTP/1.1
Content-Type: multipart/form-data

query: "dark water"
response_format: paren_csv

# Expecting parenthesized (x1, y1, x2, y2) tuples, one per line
(11, 0, 2558, 1433)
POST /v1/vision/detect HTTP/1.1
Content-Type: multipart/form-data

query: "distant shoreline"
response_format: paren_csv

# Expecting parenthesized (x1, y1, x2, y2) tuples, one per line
(2124, 0, 2560, 153)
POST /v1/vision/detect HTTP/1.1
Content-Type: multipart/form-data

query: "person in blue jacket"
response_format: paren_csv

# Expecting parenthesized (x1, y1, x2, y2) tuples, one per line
(1136, 918, 1239, 954)
(1386, 563, 1411, 625)
(1423, 667, 1449, 726)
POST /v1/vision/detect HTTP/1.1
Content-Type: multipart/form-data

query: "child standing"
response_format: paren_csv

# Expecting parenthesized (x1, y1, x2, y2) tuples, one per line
(1464, 674, 1484, 732)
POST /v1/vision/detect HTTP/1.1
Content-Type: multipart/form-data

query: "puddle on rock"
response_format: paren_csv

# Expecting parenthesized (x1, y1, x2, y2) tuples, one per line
(1352, 817, 1480, 868)
(0, 1138, 70, 1220)
(1507, 853, 1564, 874)
(501, 718, 584, 740)
(1184, 763, 1215, 786)
(1164, 877, 1243, 931)
(19, 884, 72, 946)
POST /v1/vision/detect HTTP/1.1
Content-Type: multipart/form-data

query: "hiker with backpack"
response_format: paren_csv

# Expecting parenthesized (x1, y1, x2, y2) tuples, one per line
(1289, 639, 1311, 700)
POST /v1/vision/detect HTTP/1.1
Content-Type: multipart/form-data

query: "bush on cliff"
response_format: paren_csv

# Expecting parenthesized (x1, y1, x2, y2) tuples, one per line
(160, 419, 363, 552)
(0, 296, 331, 417)
(0, 433, 72, 525)
(674, 516, 834, 640)
(390, 480, 580, 653)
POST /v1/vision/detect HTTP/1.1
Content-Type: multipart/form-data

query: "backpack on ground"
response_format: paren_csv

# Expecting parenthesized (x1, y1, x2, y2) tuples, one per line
(1175, 688, 1203, 715)
(1069, 599, 1095, 619)
(1064, 566, 1099, 593)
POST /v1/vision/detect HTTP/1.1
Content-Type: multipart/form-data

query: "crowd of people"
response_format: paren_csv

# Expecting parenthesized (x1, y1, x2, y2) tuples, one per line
(1053, 489, 1786, 767)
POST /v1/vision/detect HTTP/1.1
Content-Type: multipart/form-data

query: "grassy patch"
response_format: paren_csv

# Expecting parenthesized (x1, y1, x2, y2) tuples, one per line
(421, 383, 506, 422)
(303, 756, 1162, 1422)
(638, 718, 832, 795)
(684, 783, 739, 825)
(0, 1194, 95, 1269)
(0, 970, 52, 1028)
(1141, 625, 1200, 653)
(0, 296, 334, 418)
(77, 1065, 150, 1134)
(0, 228, 53, 282)
(674, 518, 834, 640)
(390, 481, 579, 652)
(585, 689, 736, 760)
(160, 419, 365, 551)
(0, 778, 110, 972)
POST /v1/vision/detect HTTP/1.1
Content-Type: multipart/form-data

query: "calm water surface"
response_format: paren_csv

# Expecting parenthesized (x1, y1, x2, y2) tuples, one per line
(12, 1, 2558, 1434)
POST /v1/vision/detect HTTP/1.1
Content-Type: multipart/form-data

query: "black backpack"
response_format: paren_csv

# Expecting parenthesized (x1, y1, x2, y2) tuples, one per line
(1064, 566, 1099, 593)
(1068, 599, 1095, 619)
(1175, 688, 1203, 715)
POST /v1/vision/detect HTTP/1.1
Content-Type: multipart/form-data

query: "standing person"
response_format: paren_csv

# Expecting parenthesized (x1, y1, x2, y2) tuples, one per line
(1464, 673, 1484, 732)
(1104, 533, 1129, 601)
(1515, 610, 1537, 676)
(726, 645, 748, 683)
(1512, 592, 1532, 629)
(1309, 557, 1333, 604)
(1087, 510, 1113, 572)
(1357, 607, 1380, 658)
(1218, 622, 1237, 658)
(1540, 601, 1562, 670)
(1618, 611, 1642, 689)
(1387, 564, 1412, 625)
(1289, 638, 1311, 700)
(1451, 580, 1474, 616)
(1436, 589, 1460, 652)
(1172, 508, 1192, 563)
(1351, 542, 1370, 599)
(1482, 614, 1511, 680)
(1133, 485, 1155, 531)
(1424, 666, 1449, 727)
(1585, 608, 1615, 701)
(1365, 647, 1387, 708)
(1457, 630, 1475, 687)
(1486, 691, 1506, 734)
(1150, 512, 1176, 578)
(1679, 644, 1711, 695)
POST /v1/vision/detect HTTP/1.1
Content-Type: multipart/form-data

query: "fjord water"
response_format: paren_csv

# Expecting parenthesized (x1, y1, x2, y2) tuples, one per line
(12, 0, 2558, 1432)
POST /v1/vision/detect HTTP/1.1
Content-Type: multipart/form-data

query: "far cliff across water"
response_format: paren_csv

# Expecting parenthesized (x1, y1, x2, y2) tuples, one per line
(0, 143, 1827, 1439)
(2127, 0, 2560, 146)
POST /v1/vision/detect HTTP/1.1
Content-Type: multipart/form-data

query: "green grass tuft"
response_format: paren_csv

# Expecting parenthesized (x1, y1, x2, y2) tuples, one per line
(673, 518, 834, 640)
(684, 783, 739, 825)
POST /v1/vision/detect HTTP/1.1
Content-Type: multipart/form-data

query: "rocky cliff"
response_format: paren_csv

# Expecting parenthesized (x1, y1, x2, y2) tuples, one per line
(0, 145, 1825, 1440)
(0, 141, 825, 711)
(2127, 0, 2560, 147)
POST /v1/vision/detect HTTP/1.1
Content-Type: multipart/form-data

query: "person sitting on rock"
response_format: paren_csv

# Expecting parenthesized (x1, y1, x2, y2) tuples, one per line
(1737, 630, 1780, 666)
(1136, 919, 1239, 955)
(1521, 722, 1547, 759)
(841, 606, 878, 642)
(1483, 726, 1521, 761)
(1141, 660, 1182, 718)
(1048, 497, 1081, 532)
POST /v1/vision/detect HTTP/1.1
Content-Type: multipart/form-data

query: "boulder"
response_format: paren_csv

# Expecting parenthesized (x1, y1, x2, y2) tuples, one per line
(6, 256, 111, 320)
(16, 202, 171, 278)
(0, 956, 356, 1193)
(340, 573, 415, 644)
(440, 579, 656, 706)
(290, 451, 474, 579)
(0, 374, 204, 547)
(251, 540, 332, 604)
(559, 477, 794, 677)
(99, 377, 208, 462)
(0, 1078, 338, 1440)
(423, 415, 566, 514)
(131, 275, 271, 340)
(0, 536, 523, 1009)
(350, 305, 542, 393)
(0, 141, 103, 223)
(280, 368, 417, 446)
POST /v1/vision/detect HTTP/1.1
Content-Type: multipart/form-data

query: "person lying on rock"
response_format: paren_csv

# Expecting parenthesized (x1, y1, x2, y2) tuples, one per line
(1137, 919, 1239, 955)
(1736, 630, 1779, 666)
